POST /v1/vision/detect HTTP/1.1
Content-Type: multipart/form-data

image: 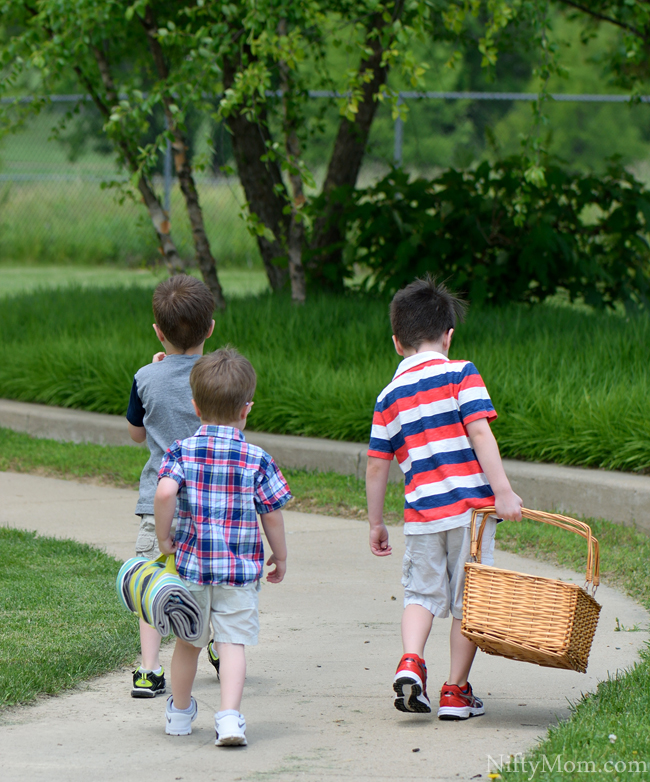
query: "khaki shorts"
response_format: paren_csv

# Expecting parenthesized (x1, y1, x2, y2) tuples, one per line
(402, 519, 497, 620)
(183, 580, 261, 648)
(135, 514, 176, 560)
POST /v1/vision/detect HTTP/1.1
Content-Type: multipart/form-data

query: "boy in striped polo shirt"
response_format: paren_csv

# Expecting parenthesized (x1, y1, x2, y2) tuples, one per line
(366, 275, 522, 720)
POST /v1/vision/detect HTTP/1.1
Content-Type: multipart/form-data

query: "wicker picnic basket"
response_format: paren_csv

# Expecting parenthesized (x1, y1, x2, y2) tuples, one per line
(461, 507, 601, 673)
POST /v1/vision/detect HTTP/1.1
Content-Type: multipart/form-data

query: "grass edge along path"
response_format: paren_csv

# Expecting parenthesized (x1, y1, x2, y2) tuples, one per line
(3, 429, 650, 781)
(0, 527, 141, 710)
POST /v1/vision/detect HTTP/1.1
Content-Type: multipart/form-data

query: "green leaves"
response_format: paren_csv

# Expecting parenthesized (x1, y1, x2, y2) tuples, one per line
(340, 158, 650, 309)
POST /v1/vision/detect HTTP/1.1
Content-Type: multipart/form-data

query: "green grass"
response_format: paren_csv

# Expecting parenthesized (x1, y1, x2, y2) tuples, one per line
(0, 526, 141, 708)
(0, 179, 260, 267)
(0, 284, 649, 472)
(0, 427, 406, 520)
(494, 518, 650, 781)
(0, 265, 269, 299)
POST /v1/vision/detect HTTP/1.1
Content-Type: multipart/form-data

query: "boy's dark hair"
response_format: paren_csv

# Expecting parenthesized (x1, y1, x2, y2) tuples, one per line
(190, 347, 257, 423)
(390, 274, 467, 349)
(152, 275, 215, 351)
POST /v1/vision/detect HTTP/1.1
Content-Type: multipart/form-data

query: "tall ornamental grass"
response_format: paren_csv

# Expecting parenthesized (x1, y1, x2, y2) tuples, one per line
(0, 284, 648, 472)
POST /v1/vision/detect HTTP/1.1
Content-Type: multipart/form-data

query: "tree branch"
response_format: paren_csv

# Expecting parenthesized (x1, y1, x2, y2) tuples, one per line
(556, 0, 649, 42)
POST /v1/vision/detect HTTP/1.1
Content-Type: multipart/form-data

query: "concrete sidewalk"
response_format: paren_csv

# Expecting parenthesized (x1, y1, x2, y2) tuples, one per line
(0, 471, 648, 782)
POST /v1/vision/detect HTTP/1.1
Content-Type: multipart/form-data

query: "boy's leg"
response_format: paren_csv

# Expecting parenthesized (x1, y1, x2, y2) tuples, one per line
(393, 531, 453, 714)
(214, 642, 248, 746)
(140, 618, 163, 671)
(437, 521, 496, 721)
(215, 642, 246, 712)
(448, 617, 477, 686)
(210, 583, 258, 747)
(165, 639, 200, 736)
(393, 604, 434, 713)
(401, 603, 433, 657)
(170, 638, 202, 710)
(132, 515, 168, 697)
(438, 623, 484, 720)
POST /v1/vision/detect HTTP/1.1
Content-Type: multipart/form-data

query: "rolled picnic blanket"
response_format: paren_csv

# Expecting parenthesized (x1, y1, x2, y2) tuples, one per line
(116, 554, 203, 642)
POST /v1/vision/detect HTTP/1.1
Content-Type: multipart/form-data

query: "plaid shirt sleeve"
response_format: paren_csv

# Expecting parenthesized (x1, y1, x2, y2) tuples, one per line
(158, 441, 186, 487)
(254, 452, 292, 514)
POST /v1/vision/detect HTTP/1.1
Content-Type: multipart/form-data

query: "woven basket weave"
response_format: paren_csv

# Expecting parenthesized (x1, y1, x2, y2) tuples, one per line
(461, 507, 601, 673)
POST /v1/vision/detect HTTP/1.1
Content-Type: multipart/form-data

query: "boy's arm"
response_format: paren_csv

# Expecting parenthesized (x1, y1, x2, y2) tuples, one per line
(466, 418, 523, 520)
(260, 509, 287, 583)
(126, 378, 147, 443)
(154, 477, 180, 555)
(366, 456, 393, 557)
(128, 422, 146, 444)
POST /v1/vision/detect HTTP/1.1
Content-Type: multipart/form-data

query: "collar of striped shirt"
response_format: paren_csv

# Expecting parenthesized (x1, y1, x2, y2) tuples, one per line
(393, 350, 448, 380)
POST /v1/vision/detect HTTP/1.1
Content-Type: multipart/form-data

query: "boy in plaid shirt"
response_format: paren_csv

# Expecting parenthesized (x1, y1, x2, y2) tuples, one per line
(154, 347, 291, 745)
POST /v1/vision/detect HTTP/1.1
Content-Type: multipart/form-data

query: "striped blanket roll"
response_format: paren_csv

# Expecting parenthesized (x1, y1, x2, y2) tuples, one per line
(116, 555, 203, 642)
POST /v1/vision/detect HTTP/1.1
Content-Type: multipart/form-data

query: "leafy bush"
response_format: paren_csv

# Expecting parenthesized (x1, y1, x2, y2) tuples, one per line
(344, 158, 650, 309)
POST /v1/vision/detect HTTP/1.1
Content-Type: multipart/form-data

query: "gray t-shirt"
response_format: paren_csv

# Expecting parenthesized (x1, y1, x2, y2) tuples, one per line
(126, 353, 201, 515)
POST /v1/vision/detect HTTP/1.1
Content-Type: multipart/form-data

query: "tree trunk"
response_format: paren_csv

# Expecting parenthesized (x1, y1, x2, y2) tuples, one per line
(308, 17, 392, 289)
(279, 18, 307, 304)
(139, 8, 226, 310)
(83, 48, 186, 276)
(222, 54, 291, 292)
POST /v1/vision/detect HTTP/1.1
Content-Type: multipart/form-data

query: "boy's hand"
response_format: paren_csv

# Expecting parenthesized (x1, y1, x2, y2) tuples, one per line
(494, 490, 523, 521)
(152, 352, 166, 363)
(157, 535, 177, 555)
(369, 524, 392, 557)
(266, 555, 286, 583)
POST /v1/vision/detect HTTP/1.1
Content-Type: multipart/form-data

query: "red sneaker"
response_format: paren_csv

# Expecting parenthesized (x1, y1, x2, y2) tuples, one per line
(392, 654, 431, 713)
(437, 682, 485, 721)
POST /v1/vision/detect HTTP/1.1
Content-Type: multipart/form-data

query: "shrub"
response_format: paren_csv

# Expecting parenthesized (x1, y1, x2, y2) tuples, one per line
(344, 158, 650, 309)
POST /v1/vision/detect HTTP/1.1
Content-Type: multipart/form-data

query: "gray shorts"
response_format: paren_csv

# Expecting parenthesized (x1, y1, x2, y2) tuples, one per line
(402, 519, 497, 620)
(184, 580, 261, 648)
(135, 514, 176, 560)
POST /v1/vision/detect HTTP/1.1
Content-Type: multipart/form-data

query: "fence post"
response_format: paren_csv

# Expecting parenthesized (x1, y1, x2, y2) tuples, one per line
(394, 94, 404, 167)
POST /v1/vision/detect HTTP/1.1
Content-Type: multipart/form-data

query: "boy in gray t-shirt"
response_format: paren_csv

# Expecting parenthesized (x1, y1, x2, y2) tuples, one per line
(126, 274, 215, 698)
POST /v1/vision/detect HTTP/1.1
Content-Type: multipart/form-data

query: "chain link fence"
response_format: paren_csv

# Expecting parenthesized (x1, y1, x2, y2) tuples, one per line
(1, 92, 649, 268)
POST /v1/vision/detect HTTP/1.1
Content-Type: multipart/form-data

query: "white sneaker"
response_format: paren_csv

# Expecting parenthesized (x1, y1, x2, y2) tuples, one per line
(165, 696, 198, 735)
(215, 710, 247, 746)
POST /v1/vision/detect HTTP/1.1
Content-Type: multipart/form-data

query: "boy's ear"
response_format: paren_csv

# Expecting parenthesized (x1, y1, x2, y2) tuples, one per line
(392, 335, 405, 356)
(205, 319, 215, 340)
(153, 323, 166, 344)
(191, 399, 201, 419)
(442, 328, 454, 353)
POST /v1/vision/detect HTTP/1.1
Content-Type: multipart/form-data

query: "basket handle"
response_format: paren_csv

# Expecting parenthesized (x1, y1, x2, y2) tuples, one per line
(470, 507, 600, 596)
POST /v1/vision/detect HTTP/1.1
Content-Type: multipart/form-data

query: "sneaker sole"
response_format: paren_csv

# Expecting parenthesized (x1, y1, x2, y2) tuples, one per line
(215, 735, 247, 746)
(131, 687, 166, 698)
(166, 725, 193, 736)
(437, 706, 485, 721)
(393, 678, 431, 714)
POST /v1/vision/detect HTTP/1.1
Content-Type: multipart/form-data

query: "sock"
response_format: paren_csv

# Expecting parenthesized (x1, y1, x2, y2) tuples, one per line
(138, 666, 162, 675)
(216, 709, 240, 718)
(170, 698, 195, 714)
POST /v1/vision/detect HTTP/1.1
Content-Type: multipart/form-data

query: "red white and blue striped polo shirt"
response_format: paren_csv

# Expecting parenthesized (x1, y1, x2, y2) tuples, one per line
(368, 351, 497, 534)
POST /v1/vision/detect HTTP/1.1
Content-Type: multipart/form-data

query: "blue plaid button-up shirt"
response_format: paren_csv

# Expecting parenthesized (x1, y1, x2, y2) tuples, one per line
(159, 425, 292, 585)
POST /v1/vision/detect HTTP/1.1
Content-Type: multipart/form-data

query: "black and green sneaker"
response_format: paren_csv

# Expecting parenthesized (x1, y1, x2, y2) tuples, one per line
(207, 640, 220, 680)
(131, 667, 166, 698)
